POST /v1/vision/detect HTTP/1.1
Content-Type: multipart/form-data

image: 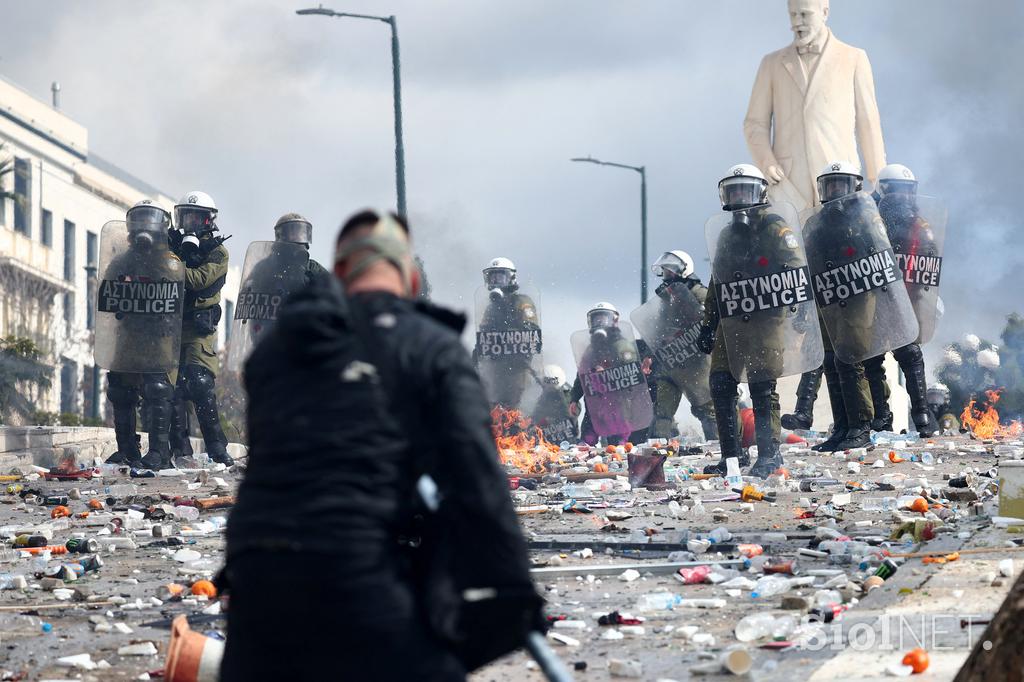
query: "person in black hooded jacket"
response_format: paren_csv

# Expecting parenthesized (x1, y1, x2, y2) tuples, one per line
(221, 210, 543, 681)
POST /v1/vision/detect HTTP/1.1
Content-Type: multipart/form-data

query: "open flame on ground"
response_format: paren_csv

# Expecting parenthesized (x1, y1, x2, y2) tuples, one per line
(491, 406, 561, 474)
(960, 389, 1023, 439)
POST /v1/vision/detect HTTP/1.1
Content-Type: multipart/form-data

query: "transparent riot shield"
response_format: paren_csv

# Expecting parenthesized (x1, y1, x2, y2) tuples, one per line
(474, 284, 544, 413)
(571, 322, 654, 439)
(879, 194, 947, 345)
(94, 220, 184, 373)
(803, 192, 920, 363)
(629, 281, 712, 405)
(704, 201, 824, 383)
(227, 241, 310, 372)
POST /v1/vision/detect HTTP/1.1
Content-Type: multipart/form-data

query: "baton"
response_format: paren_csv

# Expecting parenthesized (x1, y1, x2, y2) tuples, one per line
(525, 631, 575, 682)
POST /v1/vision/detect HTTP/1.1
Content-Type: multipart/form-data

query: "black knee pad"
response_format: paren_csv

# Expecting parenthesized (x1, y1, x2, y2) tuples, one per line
(863, 354, 886, 380)
(710, 371, 738, 398)
(748, 379, 777, 401)
(182, 365, 216, 397)
(107, 383, 140, 408)
(893, 343, 923, 366)
(142, 376, 175, 402)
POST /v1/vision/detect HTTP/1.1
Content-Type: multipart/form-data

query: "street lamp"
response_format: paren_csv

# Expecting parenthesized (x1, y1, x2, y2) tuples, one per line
(297, 5, 407, 216)
(571, 156, 649, 303)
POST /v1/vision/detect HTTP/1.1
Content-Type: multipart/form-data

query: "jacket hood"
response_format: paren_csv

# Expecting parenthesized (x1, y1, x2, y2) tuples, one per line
(275, 275, 350, 361)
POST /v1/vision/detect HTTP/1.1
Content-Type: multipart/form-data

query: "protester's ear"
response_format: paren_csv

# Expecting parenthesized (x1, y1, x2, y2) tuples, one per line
(333, 260, 345, 280)
(410, 267, 422, 298)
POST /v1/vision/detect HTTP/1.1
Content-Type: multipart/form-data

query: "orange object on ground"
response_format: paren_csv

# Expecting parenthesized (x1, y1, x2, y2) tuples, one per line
(909, 498, 929, 514)
(21, 545, 68, 555)
(605, 445, 617, 454)
(191, 580, 217, 598)
(50, 505, 71, 519)
(902, 648, 929, 674)
(88, 498, 104, 510)
(889, 451, 905, 463)
(193, 497, 235, 511)
(740, 408, 756, 448)
(737, 543, 764, 558)
(593, 463, 609, 473)
(624, 442, 634, 453)
(165, 615, 224, 682)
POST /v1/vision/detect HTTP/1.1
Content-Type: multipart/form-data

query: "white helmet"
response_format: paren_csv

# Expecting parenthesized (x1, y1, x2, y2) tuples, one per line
(926, 383, 950, 406)
(719, 163, 768, 211)
(174, 190, 218, 235)
(963, 333, 981, 351)
(543, 364, 567, 387)
(126, 199, 170, 245)
(817, 161, 863, 203)
(483, 256, 517, 289)
(652, 250, 694, 280)
(942, 347, 963, 366)
(977, 348, 1001, 370)
(877, 164, 918, 197)
(587, 301, 619, 331)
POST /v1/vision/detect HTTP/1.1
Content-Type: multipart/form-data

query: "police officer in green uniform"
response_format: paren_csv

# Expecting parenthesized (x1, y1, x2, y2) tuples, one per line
(274, 213, 329, 283)
(780, 366, 823, 431)
(927, 383, 960, 434)
(474, 258, 540, 411)
(103, 201, 182, 468)
(645, 250, 717, 440)
(698, 164, 804, 478)
(860, 164, 940, 437)
(530, 364, 579, 444)
(160, 190, 233, 469)
(803, 163, 878, 452)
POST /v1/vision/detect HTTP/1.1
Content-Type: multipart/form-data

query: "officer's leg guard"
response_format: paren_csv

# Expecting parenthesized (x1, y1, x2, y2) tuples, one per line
(139, 375, 175, 471)
(781, 366, 823, 431)
(863, 354, 894, 432)
(182, 365, 232, 465)
(691, 400, 718, 442)
(704, 371, 747, 474)
(894, 343, 938, 437)
(749, 380, 784, 478)
(105, 373, 142, 466)
(812, 352, 849, 452)
(651, 376, 682, 439)
(834, 358, 873, 450)
(169, 375, 194, 459)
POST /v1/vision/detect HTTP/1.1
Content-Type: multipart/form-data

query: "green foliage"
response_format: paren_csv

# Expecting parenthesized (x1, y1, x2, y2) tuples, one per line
(0, 336, 52, 424)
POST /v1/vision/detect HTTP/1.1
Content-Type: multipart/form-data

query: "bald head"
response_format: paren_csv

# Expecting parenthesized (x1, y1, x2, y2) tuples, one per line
(788, 0, 829, 47)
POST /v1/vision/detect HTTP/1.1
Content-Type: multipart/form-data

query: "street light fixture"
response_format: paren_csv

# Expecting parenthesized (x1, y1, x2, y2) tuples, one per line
(571, 156, 649, 303)
(297, 5, 407, 216)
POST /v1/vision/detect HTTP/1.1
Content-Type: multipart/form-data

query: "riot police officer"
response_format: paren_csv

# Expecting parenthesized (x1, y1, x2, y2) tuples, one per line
(474, 258, 541, 411)
(699, 164, 815, 478)
(927, 383, 960, 434)
(530, 364, 579, 445)
(644, 251, 717, 440)
(274, 213, 329, 282)
(102, 201, 182, 467)
(161, 191, 232, 469)
(860, 164, 940, 437)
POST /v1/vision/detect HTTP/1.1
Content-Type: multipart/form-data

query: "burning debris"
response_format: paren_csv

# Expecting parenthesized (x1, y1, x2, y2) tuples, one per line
(491, 406, 561, 473)
(960, 389, 1023, 439)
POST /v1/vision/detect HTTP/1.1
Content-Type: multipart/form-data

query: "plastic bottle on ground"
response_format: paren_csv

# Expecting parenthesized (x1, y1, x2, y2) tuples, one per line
(735, 613, 776, 642)
(751, 575, 791, 599)
(634, 592, 682, 612)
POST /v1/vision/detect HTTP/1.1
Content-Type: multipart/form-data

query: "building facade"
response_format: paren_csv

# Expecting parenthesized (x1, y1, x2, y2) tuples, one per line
(0, 75, 238, 423)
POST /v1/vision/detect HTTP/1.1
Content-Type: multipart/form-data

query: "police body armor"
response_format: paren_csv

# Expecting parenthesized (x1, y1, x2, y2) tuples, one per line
(704, 201, 824, 383)
(474, 284, 544, 412)
(571, 322, 654, 439)
(94, 220, 184, 373)
(879, 195, 947, 345)
(629, 281, 712, 405)
(803, 191, 919, 364)
(227, 241, 310, 372)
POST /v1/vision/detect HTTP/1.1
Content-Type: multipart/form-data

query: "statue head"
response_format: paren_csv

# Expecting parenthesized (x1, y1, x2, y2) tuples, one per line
(787, 0, 829, 48)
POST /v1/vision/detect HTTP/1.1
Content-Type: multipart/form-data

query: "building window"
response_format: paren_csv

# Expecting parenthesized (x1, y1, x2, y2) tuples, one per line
(60, 358, 78, 416)
(63, 220, 75, 281)
(41, 209, 53, 247)
(224, 300, 235, 343)
(86, 231, 98, 330)
(13, 158, 31, 237)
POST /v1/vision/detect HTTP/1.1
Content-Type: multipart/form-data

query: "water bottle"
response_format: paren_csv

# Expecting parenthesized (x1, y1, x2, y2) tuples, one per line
(634, 592, 682, 612)
(920, 452, 935, 466)
(105, 484, 138, 499)
(751, 575, 791, 599)
(0, 574, 28, 590)
(172, 505, 201, 521)
(735, 613, 776, 642)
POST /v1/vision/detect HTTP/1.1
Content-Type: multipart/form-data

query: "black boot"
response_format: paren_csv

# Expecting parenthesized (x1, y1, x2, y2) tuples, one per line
(704, 372, 748, 474)
(106, 378, 142, 466)
(184, 366, 233, 465)
(140, 376, 175, 470)
(169, 375, 194, 459)
(812, 353, 848, 452)
(692, 400, 718, 442)
(894, 344, 939, 437)
(833, 358, 872, 450)
(748, 381, 784, 478)
(781, 367, 822, 431)
(863, 355, 894, 432)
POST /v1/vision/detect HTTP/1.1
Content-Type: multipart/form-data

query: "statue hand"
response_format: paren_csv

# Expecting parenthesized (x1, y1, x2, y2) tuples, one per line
(766, 165, 785, 184)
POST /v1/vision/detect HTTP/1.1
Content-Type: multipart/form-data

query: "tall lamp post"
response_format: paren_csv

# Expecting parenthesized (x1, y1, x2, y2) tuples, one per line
(297, 5, 407, 216)
(571, 156, 648, 303)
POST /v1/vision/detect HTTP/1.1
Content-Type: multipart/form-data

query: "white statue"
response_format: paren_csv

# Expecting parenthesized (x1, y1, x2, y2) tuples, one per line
(744, 0, 886, 211)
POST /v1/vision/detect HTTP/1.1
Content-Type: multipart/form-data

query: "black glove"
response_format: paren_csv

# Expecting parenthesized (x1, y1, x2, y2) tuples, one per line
(696, 324, 716, 355)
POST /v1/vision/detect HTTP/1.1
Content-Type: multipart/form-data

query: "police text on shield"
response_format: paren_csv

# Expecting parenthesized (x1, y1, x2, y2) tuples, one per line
(582, 362, 643, 397)
(895, 253, 942, 288)
(717, 266, 812, 318)
(814, 250, 899, 306)
(476, 330, 542, 357)
(98, 280, 182, 315)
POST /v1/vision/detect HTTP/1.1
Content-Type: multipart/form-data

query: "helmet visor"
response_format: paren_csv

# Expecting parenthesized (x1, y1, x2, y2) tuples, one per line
(878, 179, 918, 197)
(127, 205, 169, 234)
(175, 206, 214, 234)
(719, 177, 767, 210)
(818, 175, 860, 203)
(652, 253, 685, 279)
(484, 268, 513, 289)
(588, 309, 617, 330)
(276, 220, 312, 245)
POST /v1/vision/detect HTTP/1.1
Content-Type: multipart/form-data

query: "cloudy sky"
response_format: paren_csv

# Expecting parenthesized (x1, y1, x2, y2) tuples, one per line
(2, 0, 1021, 381)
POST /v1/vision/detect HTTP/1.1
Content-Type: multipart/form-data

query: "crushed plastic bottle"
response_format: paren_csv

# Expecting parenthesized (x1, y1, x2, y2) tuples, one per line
(104, 484, 138, 498)
(634, 592, 683, 612)
(735, 613, 776, 642)
(751, 575, 791, 599)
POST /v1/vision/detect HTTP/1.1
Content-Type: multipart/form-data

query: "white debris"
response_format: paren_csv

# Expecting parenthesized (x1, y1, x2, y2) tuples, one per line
(118, 642, 158, 656)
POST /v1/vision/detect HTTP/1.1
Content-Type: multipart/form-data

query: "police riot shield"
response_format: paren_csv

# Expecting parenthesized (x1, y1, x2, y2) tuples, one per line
(629, 281, 712, 405)
(94, 220, 184, 373)
(474, 284, 544, 412)
(879, 194, 947, 345)
(227, 241, 310, 371)
(571, 322, 654, 439)
(803, 192, 920, 364)
(704, 201, 824, 383)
